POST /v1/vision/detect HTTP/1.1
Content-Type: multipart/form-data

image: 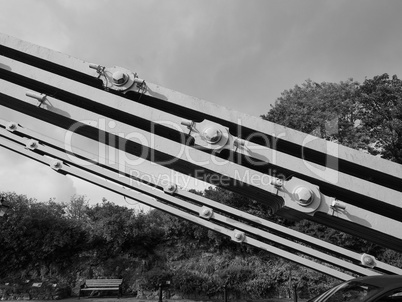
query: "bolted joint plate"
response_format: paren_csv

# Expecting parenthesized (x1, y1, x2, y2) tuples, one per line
(182, 119, 232, 152)
(102, 66, 137, 92)
(279, 177, 322, 214)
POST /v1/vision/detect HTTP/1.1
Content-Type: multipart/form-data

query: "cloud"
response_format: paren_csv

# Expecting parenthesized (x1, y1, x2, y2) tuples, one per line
(0, 148, 76, 202)
(0, 0, 70, 52)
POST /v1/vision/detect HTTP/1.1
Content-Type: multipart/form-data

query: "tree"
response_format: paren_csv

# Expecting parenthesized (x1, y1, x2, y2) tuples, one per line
(203, 187, 273, 219)
(357, 73, 402, 163)
(64, 195, 90, 221)
(0, 192, 88, 278)
(85, 200, 163, 261)
(262, 75, 402, 163)
(261, 79, 366, 149)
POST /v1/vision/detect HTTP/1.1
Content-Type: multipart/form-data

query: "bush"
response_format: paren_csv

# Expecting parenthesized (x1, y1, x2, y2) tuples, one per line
(172, 270, 206, 296)
(140, 268, 173, 291)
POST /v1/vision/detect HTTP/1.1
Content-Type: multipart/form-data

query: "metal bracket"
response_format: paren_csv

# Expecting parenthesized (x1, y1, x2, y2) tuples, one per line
(270, 177, 284, 188)
(331, 199, 347, 210)
(89, 63, 106, 74)
(181, 119, 246, 153)
(90, 64, 145, 93)
(26, 91, 47, 107)
(280, 177, 322, 214)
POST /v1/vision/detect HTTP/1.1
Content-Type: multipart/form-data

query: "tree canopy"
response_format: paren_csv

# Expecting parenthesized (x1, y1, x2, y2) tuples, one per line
(262, 74, 402, 163)
(358, 74, 402, 163)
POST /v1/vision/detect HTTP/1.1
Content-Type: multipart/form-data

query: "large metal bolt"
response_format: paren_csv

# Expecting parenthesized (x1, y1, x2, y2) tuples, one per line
(26, 139, 39, 150)
(203, 208, 211, 216)
(51, 160, 63, 171)
(362, 255, 374, 266)
(203, 127, 222, 144)
(361, 254, 376, 268)
(294, 187, 313, 206)
(6, 122, 18, 132)
(233, 231, 245, 242)
(112, 71, 128, 85)
(164, 184, 177, 194)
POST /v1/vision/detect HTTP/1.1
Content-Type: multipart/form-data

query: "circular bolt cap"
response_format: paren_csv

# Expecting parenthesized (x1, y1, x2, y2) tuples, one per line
(294, 187, 313, 206)
(26, 140, 39, 150)
(6, 122, 18, 132)
(112, 71, 128, 85)
(203, 127, 222, 144)
(233, 232, 245, 242)
(362, 255, 374, 265)
(51, 160, 63, 170)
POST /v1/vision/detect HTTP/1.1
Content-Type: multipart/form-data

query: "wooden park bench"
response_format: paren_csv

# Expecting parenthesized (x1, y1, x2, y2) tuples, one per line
(79, 279, 123, 299)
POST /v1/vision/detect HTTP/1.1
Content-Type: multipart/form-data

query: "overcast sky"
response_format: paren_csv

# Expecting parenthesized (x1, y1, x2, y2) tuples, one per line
(1, 0, 402, 207)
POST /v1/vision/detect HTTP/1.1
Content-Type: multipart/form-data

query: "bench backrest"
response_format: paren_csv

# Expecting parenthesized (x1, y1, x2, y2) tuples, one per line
(85, 279, 123, 288)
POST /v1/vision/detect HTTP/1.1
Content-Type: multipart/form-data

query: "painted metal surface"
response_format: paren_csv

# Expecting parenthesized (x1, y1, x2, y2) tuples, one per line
(0, 32, 400, 185)
(1, 56, 400, 215)
(2, 117, 402, 275)
(1, 32, 402, 278)
(0, 124, 355, 280)
(0, 59, 401, 246)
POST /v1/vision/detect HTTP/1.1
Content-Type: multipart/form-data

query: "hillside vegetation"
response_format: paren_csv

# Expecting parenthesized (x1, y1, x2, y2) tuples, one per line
(1, 188, 401, 300)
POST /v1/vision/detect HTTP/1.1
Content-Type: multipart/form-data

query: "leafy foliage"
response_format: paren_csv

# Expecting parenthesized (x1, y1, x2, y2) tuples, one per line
(358, 74, 402, 163)
(262, 79, 364, 149)
(0, 193, 87, 278)
(262, 74, 402, 163)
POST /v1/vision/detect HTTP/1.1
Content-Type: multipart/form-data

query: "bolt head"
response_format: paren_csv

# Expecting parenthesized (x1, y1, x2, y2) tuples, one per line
(203, 209, 210, 216)
(203, 127, 222, 144)
(51, 160, 63, 170)
(235, 232, 244, 240)
(6, 122, 17, 132)
(112, 71, 128, 85)
(294, 187, 313, 205)
(362, 255, 374, 265)
(27, 140, 38, 150)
